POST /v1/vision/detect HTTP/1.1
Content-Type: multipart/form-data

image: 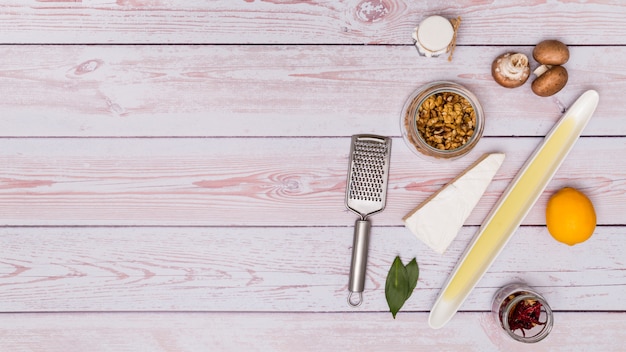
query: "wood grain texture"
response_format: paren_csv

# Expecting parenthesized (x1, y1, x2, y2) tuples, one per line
(1, 1, 625, 45)
(0, 45, 623, 137)
(1, 1, 625, 348)
(0, 312, 624, 352)
(0, 137, 623, 226)
(0, 226, 622, 312)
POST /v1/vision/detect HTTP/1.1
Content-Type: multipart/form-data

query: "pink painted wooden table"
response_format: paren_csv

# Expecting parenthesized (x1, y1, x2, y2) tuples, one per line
(1, 1, 625, 351)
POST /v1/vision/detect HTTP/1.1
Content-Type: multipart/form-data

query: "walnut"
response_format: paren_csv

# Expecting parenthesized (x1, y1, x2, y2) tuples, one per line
(416, 92, 476, 151)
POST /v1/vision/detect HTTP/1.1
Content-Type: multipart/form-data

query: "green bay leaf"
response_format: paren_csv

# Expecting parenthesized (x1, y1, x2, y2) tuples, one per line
(385, 256, 409, 319)
(405, 258, 419, 300)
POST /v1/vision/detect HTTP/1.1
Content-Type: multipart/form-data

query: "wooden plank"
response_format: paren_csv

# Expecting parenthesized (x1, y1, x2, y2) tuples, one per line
(0, 137, 623, 226)
(0, 311, 624, 351)
(0, 45, 622, 137)
(1, 1, 625, 45)
(0, 226, 622, 312)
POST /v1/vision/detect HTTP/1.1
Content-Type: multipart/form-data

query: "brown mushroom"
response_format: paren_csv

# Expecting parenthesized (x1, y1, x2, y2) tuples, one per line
(531, 65, 568, 97)
(491, 52, 530, 88)
(531, 40, 570, 97)
(533, 40, 569, 65)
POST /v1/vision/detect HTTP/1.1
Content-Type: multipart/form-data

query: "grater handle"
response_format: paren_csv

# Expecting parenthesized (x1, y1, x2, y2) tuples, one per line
(347, 219, 371, 307)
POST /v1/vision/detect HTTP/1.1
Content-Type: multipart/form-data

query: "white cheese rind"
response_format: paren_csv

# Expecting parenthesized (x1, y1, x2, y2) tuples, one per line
(403, 153, 505, 254)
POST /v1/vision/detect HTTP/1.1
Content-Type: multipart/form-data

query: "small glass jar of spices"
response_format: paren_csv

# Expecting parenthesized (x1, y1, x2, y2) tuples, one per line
(491, 283, 554, 343)
(412, 15, 460, 58)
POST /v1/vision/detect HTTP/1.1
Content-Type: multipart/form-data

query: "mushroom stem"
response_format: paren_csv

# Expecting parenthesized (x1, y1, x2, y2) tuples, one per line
(498, 53, 530, 81)
(534, 64, 552, 77)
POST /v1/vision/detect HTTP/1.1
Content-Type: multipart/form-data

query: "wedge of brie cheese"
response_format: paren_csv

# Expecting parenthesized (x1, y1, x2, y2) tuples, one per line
(403, 153, 505, 254)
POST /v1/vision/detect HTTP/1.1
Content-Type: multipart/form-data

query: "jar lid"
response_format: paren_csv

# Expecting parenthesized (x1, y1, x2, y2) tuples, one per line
(412, 16, 454, 57)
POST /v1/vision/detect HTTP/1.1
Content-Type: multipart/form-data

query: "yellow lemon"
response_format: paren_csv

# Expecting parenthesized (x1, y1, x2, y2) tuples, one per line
(545, 187, 596, 246)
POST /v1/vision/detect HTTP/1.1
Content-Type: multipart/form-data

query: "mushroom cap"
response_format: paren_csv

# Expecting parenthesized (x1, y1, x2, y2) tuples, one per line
(532, 65, 568, 97)
(533, 40, 569, 65)
(491, 52, 530, 88)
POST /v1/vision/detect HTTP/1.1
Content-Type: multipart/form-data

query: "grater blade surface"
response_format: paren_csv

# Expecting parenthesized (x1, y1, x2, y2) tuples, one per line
(345, 135, 391, 219)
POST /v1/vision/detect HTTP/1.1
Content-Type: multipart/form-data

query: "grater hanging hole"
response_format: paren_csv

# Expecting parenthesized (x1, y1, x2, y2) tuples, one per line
(348, 291, 363, 307)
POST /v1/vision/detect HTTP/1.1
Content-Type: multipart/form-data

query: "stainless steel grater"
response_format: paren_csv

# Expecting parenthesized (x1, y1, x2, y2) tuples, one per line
(345, 134, 391, 307)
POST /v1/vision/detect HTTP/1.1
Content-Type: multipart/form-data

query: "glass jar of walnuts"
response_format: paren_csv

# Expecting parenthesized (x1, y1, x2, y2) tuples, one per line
(401, 81, 485, 160)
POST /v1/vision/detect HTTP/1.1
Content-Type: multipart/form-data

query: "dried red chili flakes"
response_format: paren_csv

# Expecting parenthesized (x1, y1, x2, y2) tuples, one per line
(507, 299, 546, 337)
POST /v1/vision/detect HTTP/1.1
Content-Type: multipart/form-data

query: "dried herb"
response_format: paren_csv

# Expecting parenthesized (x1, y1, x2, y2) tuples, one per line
(405, 258, 419, 299)
(385, 256, 419, 318)
(507, 298, 545, 337)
